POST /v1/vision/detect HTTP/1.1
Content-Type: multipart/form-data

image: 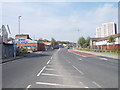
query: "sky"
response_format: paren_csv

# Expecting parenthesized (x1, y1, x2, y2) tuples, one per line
(1, 1, 118, 42)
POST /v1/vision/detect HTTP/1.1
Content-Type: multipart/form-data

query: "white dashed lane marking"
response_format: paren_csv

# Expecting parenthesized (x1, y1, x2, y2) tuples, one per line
(37, 66, 46, 76)
(72, 65, 84, 75)
(92, 81, 102, 88)
(47, 60, 51, 65)
(26, 85, 31, 89)
(51, 57, 53, 59)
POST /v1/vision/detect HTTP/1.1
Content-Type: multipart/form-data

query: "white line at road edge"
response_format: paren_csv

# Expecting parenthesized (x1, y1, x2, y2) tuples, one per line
(26, 85, 31, 89)
(36, 82, 79, 88)
(47, 60, 51, 65)
(72, 65, 84, 75)
(37, 66, 46, 76)
(92, 81, 102, 88)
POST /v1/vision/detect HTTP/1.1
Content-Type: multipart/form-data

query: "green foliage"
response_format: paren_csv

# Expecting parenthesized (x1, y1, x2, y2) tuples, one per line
(77, 36, 91, 48)
(16, 48, 28, 56)
(77, 37, 86, 48)
(107, 35, 115, 43)
(51, 38, 56, 45)
(86, 37, 91, 46)
(57, 41, 73, 44)
(38, 39, 49, 42)
(7, 37, 14, 41)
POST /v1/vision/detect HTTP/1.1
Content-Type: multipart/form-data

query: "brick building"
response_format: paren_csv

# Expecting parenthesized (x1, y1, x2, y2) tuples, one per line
(15, 34, 30, 39)
(14, 38, 45, 52)
(90, 33, 120, 50)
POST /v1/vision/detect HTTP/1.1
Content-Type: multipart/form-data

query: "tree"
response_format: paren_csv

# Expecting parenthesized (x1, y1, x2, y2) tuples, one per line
(77, 37, 86, 48)
(38, 39, 49, 42)
(51, 38, 56, 46)
(7, 37, 14, 41)
(107, 35, 115, 43)
(85, 37, 91, 47)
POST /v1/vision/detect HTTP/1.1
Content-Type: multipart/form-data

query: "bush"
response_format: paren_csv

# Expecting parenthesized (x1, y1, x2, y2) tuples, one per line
(16, 48, 28, 56)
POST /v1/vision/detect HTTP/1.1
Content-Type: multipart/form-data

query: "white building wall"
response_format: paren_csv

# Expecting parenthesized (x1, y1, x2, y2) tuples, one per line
(96, 37, 120, 46)
(96, 22, 116, 38)
(0, 25, 8, 43)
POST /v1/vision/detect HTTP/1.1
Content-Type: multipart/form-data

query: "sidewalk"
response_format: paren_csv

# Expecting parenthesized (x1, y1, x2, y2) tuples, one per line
(73, 49, 119, 59)
(2, 54, 28, 64)
(1, 51, 44, 64)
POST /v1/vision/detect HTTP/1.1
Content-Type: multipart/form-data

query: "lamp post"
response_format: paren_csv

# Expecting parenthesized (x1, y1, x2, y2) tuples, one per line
(18, 16, 22, 35)
(18, 16, 22, 49)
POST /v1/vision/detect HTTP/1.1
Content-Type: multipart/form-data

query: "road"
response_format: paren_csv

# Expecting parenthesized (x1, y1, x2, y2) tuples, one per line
(2, 48, 118, 88)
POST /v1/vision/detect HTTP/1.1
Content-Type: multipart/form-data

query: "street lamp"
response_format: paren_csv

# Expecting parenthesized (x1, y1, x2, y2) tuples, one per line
(18, 16, 22, 35)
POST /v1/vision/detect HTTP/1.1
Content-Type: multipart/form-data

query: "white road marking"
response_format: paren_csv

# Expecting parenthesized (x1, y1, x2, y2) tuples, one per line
(99, 58, 108, 61)
(79, 82, 89, 88)
(72, 65, 84, 75)
(69, 52, 86, 58)
(47, 60, 51, 65)
(68, 61, 71, 63)
(82, 55, 86, 57)
(37, 66, 46, 76)
(79, 58, 82, 60)
(26, 85, 31, 89)
(58, 48, 60, 51)
(36, 82, 79, 88)
(51, 57, 53, 59)
(66, 60, 71, 63)
(42, 73, 62, 77)
(92, 81, 102, 88)
(45, 68, 55, 71)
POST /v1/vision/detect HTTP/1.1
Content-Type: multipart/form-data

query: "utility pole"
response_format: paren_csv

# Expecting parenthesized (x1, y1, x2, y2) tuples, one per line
(18, 16, 22, 49)
(77, 29, 80, 48)
(18, 16, 22, 35)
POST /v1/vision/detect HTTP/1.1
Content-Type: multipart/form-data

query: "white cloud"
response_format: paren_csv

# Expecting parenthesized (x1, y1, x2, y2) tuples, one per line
(2, 2, 118, 42)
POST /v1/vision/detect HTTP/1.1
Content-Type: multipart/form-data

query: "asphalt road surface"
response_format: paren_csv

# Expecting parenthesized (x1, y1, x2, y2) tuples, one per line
(2, 48, 118, 88)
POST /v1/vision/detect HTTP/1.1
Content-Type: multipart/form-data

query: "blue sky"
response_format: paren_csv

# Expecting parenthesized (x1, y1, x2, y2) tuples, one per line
(1, 2, 118, 42)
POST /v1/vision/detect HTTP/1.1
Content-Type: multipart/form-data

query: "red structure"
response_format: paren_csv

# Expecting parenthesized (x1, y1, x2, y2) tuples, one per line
(15, 38, 45, 52)
(102, 44, 120, 50)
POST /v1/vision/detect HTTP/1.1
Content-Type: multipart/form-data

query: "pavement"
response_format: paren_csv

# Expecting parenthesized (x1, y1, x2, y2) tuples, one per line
(1, 51, 43, 64)
(73, 48, 119, 59)
(2, 48, 118, 88)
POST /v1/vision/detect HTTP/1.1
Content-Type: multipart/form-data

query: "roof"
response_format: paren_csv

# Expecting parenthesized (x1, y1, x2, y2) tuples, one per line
(15, 34, 29, 36)
(43, 42, 51, 45)
(91, 33, 120, 41)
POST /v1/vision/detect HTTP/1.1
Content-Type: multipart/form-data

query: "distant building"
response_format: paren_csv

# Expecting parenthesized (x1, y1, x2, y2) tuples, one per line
(0, 25, 14, 59)
(96, 27, 102, 38)
(15, 34, 30, 39)
(0, 25, 8, 43)
(14, 35, 45, 52)
(90, 33, 120, 50)
(43, 42, 51, 50)
(96, 22, 117, 38)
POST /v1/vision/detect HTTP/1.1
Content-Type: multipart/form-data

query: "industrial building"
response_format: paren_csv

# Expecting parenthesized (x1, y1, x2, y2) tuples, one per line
(14, 34, 45, 52)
